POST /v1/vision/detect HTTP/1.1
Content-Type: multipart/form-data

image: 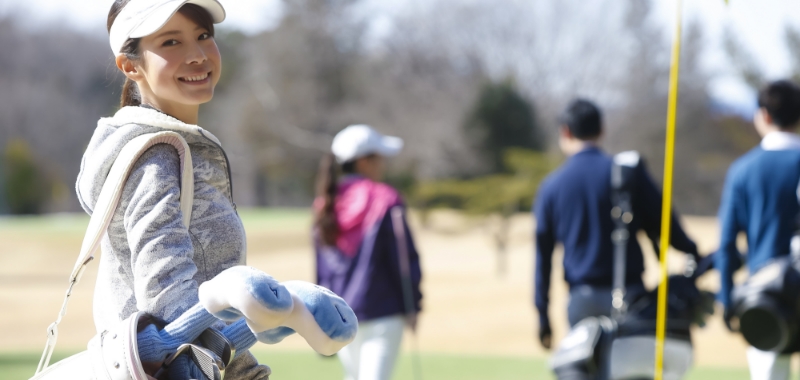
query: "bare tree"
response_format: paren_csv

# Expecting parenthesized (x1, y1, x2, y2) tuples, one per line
(0, 17, 121, 213)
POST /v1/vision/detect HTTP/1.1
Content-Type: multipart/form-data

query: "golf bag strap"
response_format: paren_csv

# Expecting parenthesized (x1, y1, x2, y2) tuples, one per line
(792, 179, 800, 259)
(610, 151, 640, 319)
(36, 131, 194, 374)
(390, 206, 417, 320)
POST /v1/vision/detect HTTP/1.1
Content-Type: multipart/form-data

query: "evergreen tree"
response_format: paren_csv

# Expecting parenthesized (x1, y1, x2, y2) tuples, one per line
(3, 140, 49, 214)
(465, 80, 545, 173)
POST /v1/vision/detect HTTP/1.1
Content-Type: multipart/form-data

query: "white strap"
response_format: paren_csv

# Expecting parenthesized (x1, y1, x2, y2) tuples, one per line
(36, 131, 194, 374)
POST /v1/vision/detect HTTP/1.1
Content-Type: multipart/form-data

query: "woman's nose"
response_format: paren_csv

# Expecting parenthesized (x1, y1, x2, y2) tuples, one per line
(186, 41, 208, 64)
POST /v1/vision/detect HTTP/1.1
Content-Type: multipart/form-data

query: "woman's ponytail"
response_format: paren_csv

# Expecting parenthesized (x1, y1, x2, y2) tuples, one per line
(109, 0, 143, 109)
(315, 153, 339, 246)
(120, 77, 141, 108)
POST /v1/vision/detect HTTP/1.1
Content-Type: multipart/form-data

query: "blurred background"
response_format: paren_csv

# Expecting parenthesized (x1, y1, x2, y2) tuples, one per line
(1, 0, 800, 378)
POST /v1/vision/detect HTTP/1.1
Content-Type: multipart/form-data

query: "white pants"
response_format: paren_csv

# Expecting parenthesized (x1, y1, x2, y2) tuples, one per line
(338, 315, 405, 380)
(747, 347, 792, 380)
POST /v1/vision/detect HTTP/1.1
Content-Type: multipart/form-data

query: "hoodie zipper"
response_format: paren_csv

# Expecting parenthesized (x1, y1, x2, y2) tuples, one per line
(199, 130, 237, 212)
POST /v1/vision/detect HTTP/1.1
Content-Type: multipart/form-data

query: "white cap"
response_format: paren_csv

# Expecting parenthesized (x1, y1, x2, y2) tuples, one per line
(109, 0, 226, 54)
(331, 125, 404, 164)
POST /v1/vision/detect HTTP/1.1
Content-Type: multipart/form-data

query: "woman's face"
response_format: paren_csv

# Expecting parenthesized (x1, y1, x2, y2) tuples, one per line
(131, 11, 221, 109)
(355, 154, 385, 181)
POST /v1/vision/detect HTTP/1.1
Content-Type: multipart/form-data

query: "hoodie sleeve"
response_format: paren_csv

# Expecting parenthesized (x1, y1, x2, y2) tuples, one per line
(716, 165, 745, 310)
(121, 143, 200, 322)
(533, 181, 555, 329)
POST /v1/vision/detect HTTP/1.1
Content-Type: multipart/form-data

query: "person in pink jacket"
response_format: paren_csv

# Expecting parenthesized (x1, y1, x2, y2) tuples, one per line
(313, 125, 423, 380)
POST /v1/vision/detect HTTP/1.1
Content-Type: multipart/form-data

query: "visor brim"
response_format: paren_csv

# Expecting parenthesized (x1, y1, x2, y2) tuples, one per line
(129, 0, 226, 40)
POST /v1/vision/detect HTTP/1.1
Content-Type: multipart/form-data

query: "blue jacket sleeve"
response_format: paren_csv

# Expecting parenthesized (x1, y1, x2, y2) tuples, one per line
(716, 167, 744, 310)
(634, 160, 699, 259)
(534, 187, 555, 327)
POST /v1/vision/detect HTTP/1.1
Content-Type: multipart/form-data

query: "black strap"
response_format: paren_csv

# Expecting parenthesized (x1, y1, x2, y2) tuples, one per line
(610, 152, 639, 319)
(792, 179, 800, 261)
(390, 206, 417, 318)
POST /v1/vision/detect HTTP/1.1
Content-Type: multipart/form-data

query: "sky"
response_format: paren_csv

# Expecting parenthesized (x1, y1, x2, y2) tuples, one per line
(0, 0, 286, 34)
(657, 0, 800, 111)
(1, 0, 799, 110)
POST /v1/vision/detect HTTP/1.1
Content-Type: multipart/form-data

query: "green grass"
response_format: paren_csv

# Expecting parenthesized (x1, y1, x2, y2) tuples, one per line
(0, 352, 78, 379)
(0, 212, 89, 234)
(255, 351, 551, 379)
(6, 350, 749, 380)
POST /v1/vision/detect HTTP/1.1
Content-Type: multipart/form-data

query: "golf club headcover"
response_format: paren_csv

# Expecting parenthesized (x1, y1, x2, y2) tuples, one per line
(136, 303, 219, 362)
(138, 267, 357, 367)
(198, 266, 295, 333)
(138, 266, 293, 363)
(256, 281, 358, 356)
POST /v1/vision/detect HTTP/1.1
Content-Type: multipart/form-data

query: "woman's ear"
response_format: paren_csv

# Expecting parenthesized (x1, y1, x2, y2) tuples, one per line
(559, 125, 573, 139)
(115, 55, 143, 81)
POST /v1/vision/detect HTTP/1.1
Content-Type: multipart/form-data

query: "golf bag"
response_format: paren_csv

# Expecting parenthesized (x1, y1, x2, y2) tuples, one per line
(730, 187, 800, 353)
(550, 151, 714, 380)
(29, 132, 230, 379)
(31, 312, 231, 380)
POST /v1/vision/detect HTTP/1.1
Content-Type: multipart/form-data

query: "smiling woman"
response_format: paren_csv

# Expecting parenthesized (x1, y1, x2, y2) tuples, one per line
(60, 0, 272, 379)
(108, 0, 221, 124)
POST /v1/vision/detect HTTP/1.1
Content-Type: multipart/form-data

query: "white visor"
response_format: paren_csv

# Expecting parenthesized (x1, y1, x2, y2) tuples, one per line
(109, 0, 226, 54)
(331, 124, 404, 164)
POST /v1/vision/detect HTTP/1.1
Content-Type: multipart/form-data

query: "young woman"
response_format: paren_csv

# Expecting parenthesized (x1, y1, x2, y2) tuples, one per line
(75, 0, 270, 377)
(314, 124, 423, 380)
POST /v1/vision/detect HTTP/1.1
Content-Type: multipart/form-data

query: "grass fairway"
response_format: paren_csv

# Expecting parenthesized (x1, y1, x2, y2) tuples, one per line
(3, 350, 748, 380)
(0, 210, 759, 377)
(255, 351, 552, 379)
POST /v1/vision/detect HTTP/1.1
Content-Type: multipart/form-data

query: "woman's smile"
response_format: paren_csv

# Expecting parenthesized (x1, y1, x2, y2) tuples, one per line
(179, 71, 212, 84)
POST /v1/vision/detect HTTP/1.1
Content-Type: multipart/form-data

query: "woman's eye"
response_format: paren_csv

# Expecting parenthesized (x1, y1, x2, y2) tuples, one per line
(199, 33, 211, 40)
(162, 39, 179, 47)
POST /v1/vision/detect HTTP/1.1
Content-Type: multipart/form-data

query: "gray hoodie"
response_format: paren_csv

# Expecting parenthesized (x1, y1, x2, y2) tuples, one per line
(76, 106, 269, 378)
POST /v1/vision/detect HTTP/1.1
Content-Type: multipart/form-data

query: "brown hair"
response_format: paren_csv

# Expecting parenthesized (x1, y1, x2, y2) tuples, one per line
(314, 155, 360, 246)
(315, 154, 340, 246)
(107, 0, 216, 108)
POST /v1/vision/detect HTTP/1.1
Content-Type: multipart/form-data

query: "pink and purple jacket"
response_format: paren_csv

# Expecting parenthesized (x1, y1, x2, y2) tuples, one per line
(314, 176, 423, 322)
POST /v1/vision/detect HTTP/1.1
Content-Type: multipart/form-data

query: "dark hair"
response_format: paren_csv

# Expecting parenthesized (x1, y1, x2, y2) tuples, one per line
(315, 154, 340, 246)
(107, 0, 216, 108)
(558, 98, 603, 140)
(314, 155, 361, 246)
(757, 80, 800, 129)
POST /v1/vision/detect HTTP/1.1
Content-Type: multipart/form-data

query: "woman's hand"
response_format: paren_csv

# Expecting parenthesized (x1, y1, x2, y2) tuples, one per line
(405, 312, 418, 333)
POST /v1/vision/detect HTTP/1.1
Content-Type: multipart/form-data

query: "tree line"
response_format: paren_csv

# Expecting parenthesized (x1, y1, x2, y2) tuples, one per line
(0, 0, 790, 216)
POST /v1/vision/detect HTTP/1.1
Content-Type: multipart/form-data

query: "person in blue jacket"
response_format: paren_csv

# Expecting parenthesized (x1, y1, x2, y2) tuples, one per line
(716, 80, 800, 380)
(313, 124, 423, 380)
(534, 99, 700, 349)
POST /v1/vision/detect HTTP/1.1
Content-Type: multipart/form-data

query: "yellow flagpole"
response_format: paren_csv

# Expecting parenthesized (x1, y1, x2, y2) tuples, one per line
(654, 0, 683, 378)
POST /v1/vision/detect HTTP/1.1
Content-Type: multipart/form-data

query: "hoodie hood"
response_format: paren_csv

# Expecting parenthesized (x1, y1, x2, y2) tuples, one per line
(332, 176, 402, 257)
(76, 106, 222, 214)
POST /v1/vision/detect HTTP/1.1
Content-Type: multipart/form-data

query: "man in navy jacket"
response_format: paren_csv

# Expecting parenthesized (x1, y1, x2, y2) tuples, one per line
(534, 99, 700, 349)
(716, 80, 800, 379)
